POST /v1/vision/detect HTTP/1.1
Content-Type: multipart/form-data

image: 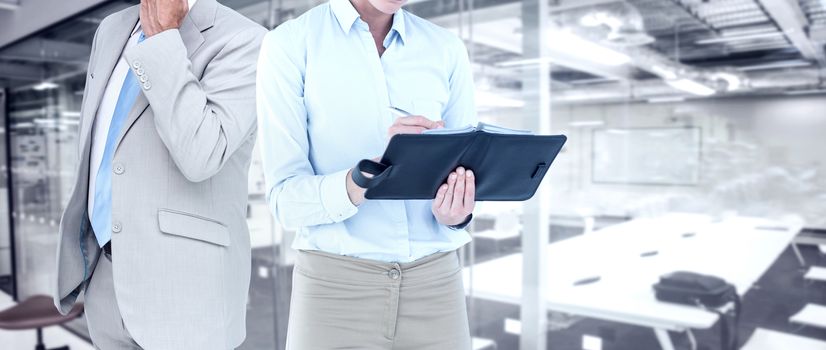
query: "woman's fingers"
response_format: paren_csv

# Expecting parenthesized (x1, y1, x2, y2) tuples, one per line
(451, 167, 465, 211)
(464, 170, 475, 212)
(388, 125, 427, 137)
(432, 168, 476, 226)
(432, 184, 447, 209)
(395, 115, 440, 129)
(442, 171, 457, 212)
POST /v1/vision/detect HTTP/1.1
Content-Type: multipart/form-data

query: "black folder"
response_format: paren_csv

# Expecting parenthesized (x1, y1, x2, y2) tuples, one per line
(354, 124, 567, 201)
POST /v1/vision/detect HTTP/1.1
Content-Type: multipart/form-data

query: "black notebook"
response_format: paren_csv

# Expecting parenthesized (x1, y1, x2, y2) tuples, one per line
(354, 123, 567, 201)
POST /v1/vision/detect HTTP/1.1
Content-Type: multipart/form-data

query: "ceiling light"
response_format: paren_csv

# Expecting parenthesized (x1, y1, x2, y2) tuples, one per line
(569, 77, 619, 85)
(696, 32, 784, 45)
(666, 79, 716, 96)
(0, 0, 19, 11)
(500, 29, 631, 68)
(784, 89, 826, 96)
(60, 111, 82, 118)
(32, 81, 59, 91)
(551, 30, 631, 66)
(739, 60, 811, 71)
(649, 65, 678, 80)
(568, 120, 605, 127)
(647, 96, 686, 104)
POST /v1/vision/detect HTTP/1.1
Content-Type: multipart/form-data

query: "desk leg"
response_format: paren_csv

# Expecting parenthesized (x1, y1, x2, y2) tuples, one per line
(791, 243, 806, 267)
(687, 329, 697, 350)
(654, 328, 676, 350)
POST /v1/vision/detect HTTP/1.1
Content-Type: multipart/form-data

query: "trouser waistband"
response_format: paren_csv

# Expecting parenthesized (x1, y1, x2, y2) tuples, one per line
(295, 249, 461, 285)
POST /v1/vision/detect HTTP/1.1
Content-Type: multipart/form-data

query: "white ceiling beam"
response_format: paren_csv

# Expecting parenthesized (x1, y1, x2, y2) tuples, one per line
(758, 0, 826, 64)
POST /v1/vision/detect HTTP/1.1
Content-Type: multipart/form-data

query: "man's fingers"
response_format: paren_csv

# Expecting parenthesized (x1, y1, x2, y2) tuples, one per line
(464, 170, 475, 212)
(450, 167, 465, 211)
(140, 1, 148, 20)
(147, 0, 159, 29)
(395, 115, 440, 129)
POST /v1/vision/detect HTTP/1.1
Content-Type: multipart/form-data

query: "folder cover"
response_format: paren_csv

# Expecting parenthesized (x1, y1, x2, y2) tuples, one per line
(354, 123, 567, 201)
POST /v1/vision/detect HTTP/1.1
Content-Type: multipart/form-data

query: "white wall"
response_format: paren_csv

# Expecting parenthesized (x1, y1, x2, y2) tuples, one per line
(536, 95, 826, 229)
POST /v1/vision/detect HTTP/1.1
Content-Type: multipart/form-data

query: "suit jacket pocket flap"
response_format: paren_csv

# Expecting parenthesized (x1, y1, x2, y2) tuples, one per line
(158, 209, 230, 247)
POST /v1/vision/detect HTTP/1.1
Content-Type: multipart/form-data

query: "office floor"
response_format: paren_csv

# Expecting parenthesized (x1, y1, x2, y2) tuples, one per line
(3, 228, 824, 350)
(0, 293, 94, 350)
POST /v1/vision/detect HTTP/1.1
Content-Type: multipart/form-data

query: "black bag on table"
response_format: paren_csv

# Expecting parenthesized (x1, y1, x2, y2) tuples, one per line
(653, 271, 741, 350)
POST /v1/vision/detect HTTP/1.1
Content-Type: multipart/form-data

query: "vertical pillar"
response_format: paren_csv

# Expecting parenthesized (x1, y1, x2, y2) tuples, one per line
(520, 0, 551, 349)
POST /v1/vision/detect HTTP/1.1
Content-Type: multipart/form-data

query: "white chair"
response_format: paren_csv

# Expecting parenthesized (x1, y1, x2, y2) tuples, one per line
(740, 328, 826, 350)
(471, 337, 496, 350)
(790, 304, 826, 330)
(804, 266, 826, 282)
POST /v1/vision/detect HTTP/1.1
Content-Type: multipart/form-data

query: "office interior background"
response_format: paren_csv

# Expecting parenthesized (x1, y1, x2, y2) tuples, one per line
(0, 0, 825, 349)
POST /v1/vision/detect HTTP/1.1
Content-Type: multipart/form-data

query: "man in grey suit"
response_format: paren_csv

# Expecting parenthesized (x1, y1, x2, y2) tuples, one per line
(53, 0, 265, 348)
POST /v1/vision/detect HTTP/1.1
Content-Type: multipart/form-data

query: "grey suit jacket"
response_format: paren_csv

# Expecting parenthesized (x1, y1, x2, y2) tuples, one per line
(53, 1, 266, 348)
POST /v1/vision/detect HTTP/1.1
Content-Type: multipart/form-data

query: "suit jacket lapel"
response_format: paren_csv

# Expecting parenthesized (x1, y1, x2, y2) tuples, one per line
(78, 7, 140, 155)
(113, 0, 217, 151)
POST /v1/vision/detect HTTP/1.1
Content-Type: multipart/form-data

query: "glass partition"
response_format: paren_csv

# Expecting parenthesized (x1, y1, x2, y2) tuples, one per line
(0, 89, 11, 297)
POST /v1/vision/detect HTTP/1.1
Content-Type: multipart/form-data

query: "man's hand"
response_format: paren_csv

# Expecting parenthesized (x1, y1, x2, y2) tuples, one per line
(387, 115, 444, 139)
(432, 166, 475, 226)
(140, 0, 189, 38)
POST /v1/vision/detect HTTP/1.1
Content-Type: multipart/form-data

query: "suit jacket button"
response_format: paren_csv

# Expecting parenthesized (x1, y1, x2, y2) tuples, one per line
(112, 222, 122, 233)
(132, 61, 141, 69)
(113, 163, 125, 175)
(142, 82, 151, 90)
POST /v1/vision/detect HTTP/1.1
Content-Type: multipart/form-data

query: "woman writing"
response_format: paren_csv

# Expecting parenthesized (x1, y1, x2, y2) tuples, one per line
(257, 0, 477, 348)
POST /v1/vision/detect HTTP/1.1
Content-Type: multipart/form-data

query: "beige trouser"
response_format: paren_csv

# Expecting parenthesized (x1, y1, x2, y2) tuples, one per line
(286, 250, 471, 350)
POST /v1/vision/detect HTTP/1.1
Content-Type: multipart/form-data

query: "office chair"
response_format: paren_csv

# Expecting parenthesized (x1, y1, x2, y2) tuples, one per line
(0, 294, 84, 350)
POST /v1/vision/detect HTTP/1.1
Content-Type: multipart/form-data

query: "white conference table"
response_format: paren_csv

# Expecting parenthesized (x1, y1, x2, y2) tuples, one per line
(463, 213, 801, 350)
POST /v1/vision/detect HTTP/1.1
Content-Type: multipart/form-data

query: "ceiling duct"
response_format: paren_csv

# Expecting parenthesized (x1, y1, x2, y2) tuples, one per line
(560, 1, 655, 47)
(555, 1, 748, 95)
(624, 46, 750, 94)
(553, 66, 825, 104)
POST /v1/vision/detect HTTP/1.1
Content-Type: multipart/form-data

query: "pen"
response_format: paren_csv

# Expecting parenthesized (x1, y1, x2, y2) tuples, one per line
(388, 106, 413, 118)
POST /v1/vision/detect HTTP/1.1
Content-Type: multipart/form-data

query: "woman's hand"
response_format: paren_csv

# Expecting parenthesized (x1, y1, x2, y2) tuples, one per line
(387, 115, 444, 139)
(432, 166, 475, 226)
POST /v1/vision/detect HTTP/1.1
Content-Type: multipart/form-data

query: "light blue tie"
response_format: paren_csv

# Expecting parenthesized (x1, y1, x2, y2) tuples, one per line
(91, 32, 145, 247)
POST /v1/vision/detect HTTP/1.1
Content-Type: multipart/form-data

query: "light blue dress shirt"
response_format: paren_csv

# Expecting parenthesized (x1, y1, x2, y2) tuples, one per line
(256, 0, 477, 262)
